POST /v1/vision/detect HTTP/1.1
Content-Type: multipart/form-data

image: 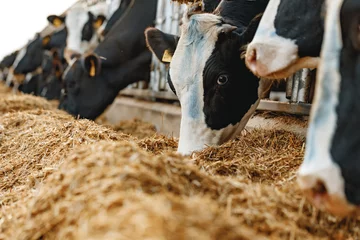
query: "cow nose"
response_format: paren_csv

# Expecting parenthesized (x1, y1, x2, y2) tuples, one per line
(245, 44, 270, 77)
(297, 173, 356, 217)
(64, 49, 81, 63)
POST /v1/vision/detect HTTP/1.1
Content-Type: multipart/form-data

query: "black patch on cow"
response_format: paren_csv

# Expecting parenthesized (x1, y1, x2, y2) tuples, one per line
(14, 35, 44, 74)
(274, 0, 324, 57)
(102, 0, 133, 36)
(82, 12, 95, 42)
(59, 0, 158, 119)
(0, 50, 18, 69)
(330, 0, 360, 205)
(203, 31, 259, 130)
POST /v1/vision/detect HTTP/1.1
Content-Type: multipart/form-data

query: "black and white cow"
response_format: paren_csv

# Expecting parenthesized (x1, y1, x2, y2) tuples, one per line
(0, 50, 18, 81)
(145, 0, 270, 155)
(245, 0, 324, 79)
(298, 0, 360, 217)
(58, 0, 158, 119)
(7, 33, 51, 88)
(10, 28, 67, 92)
(47, 2, 108, 62)
(38, 50, 66, 100)
(100, 0, 132, 38)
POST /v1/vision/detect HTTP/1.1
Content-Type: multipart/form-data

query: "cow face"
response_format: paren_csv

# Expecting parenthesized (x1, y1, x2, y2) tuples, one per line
(12, 34, 50, 76)
(48, 8, 106, 63)
(59, 54, 112, 119)
(245, 0, 324, 79)
(146, 12, 268, 155)
(38, 50, 65, 100)
(297, 0, 360, 217)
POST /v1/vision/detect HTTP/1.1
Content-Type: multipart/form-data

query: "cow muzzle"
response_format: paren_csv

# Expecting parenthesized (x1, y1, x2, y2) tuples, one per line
(297, 160, 358, 217)
(246, 41, 299, 79)
(64, 48, 82, 63)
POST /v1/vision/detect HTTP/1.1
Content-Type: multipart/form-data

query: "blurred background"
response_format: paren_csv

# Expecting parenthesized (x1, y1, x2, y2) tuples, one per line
(0, 0, 76, 59)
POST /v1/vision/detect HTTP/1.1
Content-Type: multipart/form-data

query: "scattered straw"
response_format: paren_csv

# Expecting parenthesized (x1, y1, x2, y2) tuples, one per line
(0, 94, 56, 114)
(2, 140, 360, 239)
(194, 129, 305, 185)
(0, 110, 130, 214)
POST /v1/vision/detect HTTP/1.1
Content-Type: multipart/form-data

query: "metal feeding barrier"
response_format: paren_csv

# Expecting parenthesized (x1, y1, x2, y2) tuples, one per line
(119, 0, 315, 116)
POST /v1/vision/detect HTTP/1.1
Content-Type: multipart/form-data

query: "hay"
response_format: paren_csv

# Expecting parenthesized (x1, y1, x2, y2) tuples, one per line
(0, 94, 56, 113)
(194, 129, 305, 185)
(96, 114, 158, 139)
(0, 110, 130, 214)
(2, 137, 360, 239)
(0, 83, 11, 95)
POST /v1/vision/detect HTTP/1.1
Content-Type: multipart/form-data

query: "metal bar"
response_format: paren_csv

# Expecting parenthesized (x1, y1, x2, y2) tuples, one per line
(257, 100, 311, 116)
(285, 76, 293, 100)
(290, 70, 301, 102)
(298, 68, 310, 103)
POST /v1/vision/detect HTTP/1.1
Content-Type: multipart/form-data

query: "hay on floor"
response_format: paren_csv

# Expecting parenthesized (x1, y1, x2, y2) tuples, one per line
(0, 110, 131, 213)
(0, 94, 56, 113)
(2, 138, 360, 240)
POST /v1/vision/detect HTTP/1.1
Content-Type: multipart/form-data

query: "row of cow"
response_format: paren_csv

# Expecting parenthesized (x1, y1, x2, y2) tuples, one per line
(0, 0, 358, 218)
(146, 0, 359, 218)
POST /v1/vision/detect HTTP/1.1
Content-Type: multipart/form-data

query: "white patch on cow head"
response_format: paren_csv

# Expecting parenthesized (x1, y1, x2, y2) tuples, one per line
(65, 7, 99, 57)
(297, 0, 355, 216)
(245, 0, 319, 79)
(170, 12, 266, 155)
(12, 46, 27, 70)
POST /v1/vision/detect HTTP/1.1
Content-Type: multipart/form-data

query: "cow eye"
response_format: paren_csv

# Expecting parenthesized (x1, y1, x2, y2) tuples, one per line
(217, 75, 229, 86)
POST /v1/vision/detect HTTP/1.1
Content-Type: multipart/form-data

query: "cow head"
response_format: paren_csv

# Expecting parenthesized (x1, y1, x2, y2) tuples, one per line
(48, 8, 106, 63)
(245, 0, 325, 79)
(12, 34, 51, 78)
(146, 8, 270, 155)
(38, 50, 65, 100)
(298, 0, 360, 217)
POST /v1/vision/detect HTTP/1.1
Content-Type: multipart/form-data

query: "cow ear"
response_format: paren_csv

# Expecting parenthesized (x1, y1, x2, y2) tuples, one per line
(82, 54, 101, 77)
(145, 27, 179, 64)
(47, 15, 66, 27)
(42, 35, 51, 47)
(93, 15, 106, 29)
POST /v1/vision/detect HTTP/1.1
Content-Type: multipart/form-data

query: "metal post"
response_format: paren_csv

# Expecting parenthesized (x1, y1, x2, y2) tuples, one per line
(285, 76, 293, 100)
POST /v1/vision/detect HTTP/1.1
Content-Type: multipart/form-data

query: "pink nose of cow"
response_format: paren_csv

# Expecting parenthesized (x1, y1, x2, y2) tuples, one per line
(245, 44, 271, 77)
(298, 175, 356, 217)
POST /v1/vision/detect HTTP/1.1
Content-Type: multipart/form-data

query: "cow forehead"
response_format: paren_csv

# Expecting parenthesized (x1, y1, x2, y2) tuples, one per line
(66, 8, 90, 30)
(170, 14, 221, 90)
(181, 13, 222, 36)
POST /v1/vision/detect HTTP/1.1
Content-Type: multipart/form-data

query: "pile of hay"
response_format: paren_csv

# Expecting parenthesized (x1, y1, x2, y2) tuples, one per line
(2, 131, 360, 239)
(194, 129, 305, 185)
(0, 110, 131, 224)
(0, 83, 11, 94)
(103, 118, 157, 139)
(0, 94, 56, 113)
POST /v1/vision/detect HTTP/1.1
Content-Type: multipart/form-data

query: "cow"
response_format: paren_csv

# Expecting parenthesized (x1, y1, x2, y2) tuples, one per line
(38, 49, 66, 100)
(297, 0, 360, 217)
(0, 50, 18, 81)
(100, 0, 132, 39)
(47, 2, 108, 62)
(9, 27, 67, 91)
(145, 0, 270, 155)
(58, 0, 158, 120)
(244, 0, 324, 80)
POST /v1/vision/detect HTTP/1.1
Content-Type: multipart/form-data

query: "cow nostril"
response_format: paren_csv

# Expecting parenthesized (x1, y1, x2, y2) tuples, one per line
(312, 180, 328, 195)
